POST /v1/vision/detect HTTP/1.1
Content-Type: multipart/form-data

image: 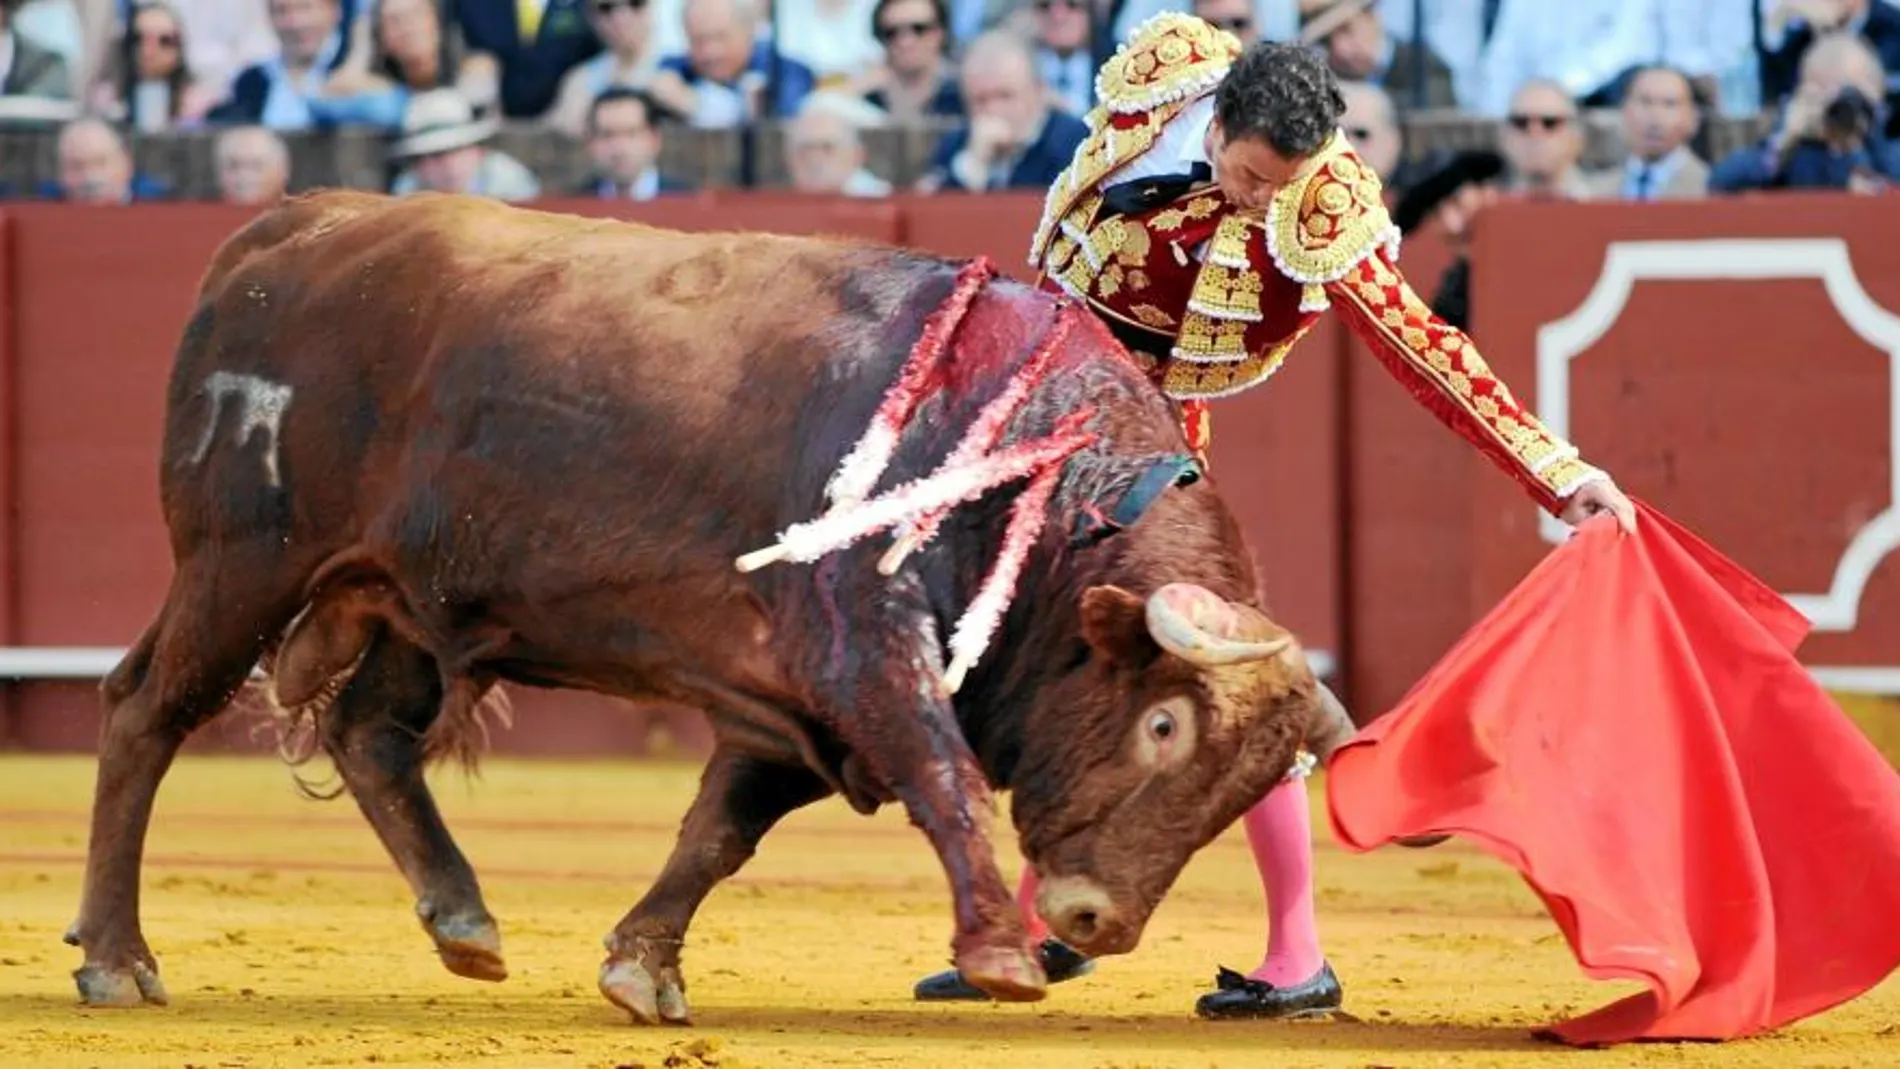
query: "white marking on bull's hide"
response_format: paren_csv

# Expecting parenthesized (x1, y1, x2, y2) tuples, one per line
(190, 370, 294, 487)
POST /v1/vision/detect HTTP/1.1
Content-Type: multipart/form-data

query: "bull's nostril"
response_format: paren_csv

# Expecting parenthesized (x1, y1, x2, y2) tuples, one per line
(1070, 910, 1099, 941)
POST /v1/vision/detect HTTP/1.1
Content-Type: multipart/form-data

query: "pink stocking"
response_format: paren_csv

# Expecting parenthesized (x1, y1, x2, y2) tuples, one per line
(1016, 865, 1049, 944)
(1242, 777, 1325, 986)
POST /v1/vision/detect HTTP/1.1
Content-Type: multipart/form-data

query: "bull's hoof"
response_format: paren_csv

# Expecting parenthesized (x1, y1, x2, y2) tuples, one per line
(62, 921, 82, 947)
(915, 939, 1092, 1001)
(1395, 834, 1451, 849)
(73, 960, 168, 1008)
(599, 958, 691, 1026)
(954, 944, 1047, 1002)
(424, 911, 508, 982)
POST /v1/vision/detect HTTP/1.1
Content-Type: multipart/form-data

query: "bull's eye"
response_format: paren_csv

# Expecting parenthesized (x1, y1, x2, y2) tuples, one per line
(1133, 696, 1197, 769)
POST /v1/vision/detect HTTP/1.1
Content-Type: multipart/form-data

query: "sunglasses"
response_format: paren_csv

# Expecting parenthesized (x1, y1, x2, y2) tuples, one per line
(1507, 113, 1569, 131)
(136, 30, 180, 47)
(876, 19, 939, 41)
(1206, 16, 1251, 31)
(1034, 0, 1086, 11)
(592, 0, 647, 13)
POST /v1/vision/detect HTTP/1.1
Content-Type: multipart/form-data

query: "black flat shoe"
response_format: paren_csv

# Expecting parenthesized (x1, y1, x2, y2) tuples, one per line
(1193, 962, 1343, 1020)
(911, 939, 1095, 1001)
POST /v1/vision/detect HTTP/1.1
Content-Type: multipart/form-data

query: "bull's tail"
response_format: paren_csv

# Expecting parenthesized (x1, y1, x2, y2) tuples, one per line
(240, 577, 516, 798)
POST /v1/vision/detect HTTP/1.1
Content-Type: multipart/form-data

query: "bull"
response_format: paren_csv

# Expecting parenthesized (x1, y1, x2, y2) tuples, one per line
(66, 189, 1347, 1024)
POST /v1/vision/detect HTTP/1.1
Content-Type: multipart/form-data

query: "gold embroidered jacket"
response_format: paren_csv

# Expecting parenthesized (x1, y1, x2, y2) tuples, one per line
(1029, 13, 1607, 514)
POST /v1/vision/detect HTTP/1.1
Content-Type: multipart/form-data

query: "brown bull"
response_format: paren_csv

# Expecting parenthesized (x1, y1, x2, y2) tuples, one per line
(67, 189, 1343, 1024)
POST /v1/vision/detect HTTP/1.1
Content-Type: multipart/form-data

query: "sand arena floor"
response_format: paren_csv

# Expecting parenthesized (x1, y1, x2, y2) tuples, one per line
(1, 751, 1895, 1069)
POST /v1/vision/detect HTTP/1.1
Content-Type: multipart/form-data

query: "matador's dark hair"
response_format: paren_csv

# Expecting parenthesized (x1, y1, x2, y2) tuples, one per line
(1214, 41, 1348, 159)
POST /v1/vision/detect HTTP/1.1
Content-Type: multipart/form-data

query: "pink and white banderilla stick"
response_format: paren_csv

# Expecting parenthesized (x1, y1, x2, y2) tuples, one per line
(734, 427, 1095, 575)
(878, 307, 1078, 575)
(823, 258, 995, 511)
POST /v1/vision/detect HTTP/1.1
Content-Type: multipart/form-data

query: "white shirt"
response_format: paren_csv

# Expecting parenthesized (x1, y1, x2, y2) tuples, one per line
(1099, 96, 1220, 262)
(1104, 93, 1216, 190)
(1474, 0, 1656, 117)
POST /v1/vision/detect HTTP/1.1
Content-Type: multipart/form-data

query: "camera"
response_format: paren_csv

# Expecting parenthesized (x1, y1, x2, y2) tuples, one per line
(1823, 85, 1877, 144)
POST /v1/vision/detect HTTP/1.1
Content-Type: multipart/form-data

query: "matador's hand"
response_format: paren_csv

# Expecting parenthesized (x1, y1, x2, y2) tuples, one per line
(1560, 477, 1637, 534)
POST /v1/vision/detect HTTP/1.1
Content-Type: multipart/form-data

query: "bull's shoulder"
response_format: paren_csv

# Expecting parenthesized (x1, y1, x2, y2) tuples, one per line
(197, 189, 400, 298)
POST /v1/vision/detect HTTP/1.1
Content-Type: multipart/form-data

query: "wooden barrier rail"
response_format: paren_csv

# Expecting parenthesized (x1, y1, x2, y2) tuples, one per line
(0, 188, 1891, 757)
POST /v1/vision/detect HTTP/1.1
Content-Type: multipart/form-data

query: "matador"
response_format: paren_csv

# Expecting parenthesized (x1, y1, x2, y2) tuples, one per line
(911, 13, 1637, 1020)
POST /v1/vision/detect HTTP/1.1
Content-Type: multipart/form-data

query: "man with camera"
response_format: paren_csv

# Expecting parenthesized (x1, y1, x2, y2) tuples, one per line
(1712, 31, 1900, 193)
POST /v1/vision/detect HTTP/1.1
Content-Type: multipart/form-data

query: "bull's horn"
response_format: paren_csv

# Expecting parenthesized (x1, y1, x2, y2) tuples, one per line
(1144, 583, 1296, 666)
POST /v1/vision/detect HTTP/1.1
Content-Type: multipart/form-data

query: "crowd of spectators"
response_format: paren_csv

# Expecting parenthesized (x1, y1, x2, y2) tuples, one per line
(1, 0, 1897, 206)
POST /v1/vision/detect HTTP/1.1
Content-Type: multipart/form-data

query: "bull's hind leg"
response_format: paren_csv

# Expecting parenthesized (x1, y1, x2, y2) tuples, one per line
(312, 624, 508, 982)
(69, 547, 309, 1007)
(599, 748, 830, 1025)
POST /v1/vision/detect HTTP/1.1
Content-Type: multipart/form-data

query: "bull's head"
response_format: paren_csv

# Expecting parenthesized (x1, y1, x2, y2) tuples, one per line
(1007, 579, 1321, 959)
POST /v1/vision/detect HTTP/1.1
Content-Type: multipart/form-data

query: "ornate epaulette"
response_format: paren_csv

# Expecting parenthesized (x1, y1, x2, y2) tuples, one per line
(1263, 134, 1402, 313)
(1029, 13, 1242, 269)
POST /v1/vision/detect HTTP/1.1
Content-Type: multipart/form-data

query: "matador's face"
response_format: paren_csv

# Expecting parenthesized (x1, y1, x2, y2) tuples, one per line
(1205, 120, 1308, 211)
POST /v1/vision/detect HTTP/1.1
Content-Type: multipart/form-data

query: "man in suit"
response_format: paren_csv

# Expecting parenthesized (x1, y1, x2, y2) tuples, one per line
(570, 85, 695, 198)
(1301, 0, 1455, 112)
(1583, 64, 1710, 200)
(918, 28, 1088, 192)
(452, 0, 603, 119)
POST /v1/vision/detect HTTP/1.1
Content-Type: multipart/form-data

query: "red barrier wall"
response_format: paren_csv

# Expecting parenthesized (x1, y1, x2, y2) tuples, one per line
(1460, 195, 1900, 693)
(1, 191, 1894, 753)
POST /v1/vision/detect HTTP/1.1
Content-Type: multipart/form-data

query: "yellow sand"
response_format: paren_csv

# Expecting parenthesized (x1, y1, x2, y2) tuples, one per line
(0, 751, 1894, 1069)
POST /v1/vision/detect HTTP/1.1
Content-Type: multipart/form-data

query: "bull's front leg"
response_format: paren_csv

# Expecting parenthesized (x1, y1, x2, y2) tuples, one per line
(599, 747, 831, 1025)
(850, 659, 1045, 1002)
(892, 727, 1046, 1000)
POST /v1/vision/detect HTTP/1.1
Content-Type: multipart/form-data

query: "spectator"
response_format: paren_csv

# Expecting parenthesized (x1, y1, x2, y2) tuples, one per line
(451, 0, 603, 119)
(44, 117, 168, 202)
(388, 87, 540, 201)
(785, 90, 891, 196)
(1495, 77, 1590, 199)
(570, 85, 692, 198)
(548, 0, 660, 139)
(1760, 0, 1900, 118)
(649, 0, 815, 127)
(777, 0, 882, 92)
(213, 123, 290, 203)
(1032, 0, 1092, 117)
(86, 0, 216, 130)
(1301, 0, 1455, 111)
(1583, 65, 1709, 201)
(163, 1, 280, 105)
(1472, 0, 1659, 118)
(1, 0, 73, 100)
(308, 0, 466, 130)
(1338, 79, 1434, 195)
(1711, 31, 1900, 194)
(918, 29, 1086, 192)
(1192, 0, 1261, 47)
(207, 0, 358, 129)
(861, 0, 961, 121)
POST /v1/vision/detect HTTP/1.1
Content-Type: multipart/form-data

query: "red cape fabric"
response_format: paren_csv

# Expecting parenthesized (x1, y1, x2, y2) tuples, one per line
(1325, 499, 1900, 1046)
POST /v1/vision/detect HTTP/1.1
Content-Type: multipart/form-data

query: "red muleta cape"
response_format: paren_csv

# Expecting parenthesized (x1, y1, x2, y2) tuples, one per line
(1325, 499, 1900, 1046)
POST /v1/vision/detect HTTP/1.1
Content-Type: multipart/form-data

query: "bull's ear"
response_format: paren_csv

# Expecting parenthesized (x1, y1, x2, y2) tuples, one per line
(1071, 454, 1202, 548)
(1080, 585, 1160, 665)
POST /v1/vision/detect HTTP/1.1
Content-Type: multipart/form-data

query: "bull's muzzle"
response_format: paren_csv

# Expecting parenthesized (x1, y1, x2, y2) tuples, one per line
(1036, 876, 1137, 956)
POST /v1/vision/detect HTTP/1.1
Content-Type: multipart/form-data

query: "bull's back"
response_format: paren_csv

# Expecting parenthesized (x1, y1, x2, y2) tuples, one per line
(163, 190, 954, 562)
